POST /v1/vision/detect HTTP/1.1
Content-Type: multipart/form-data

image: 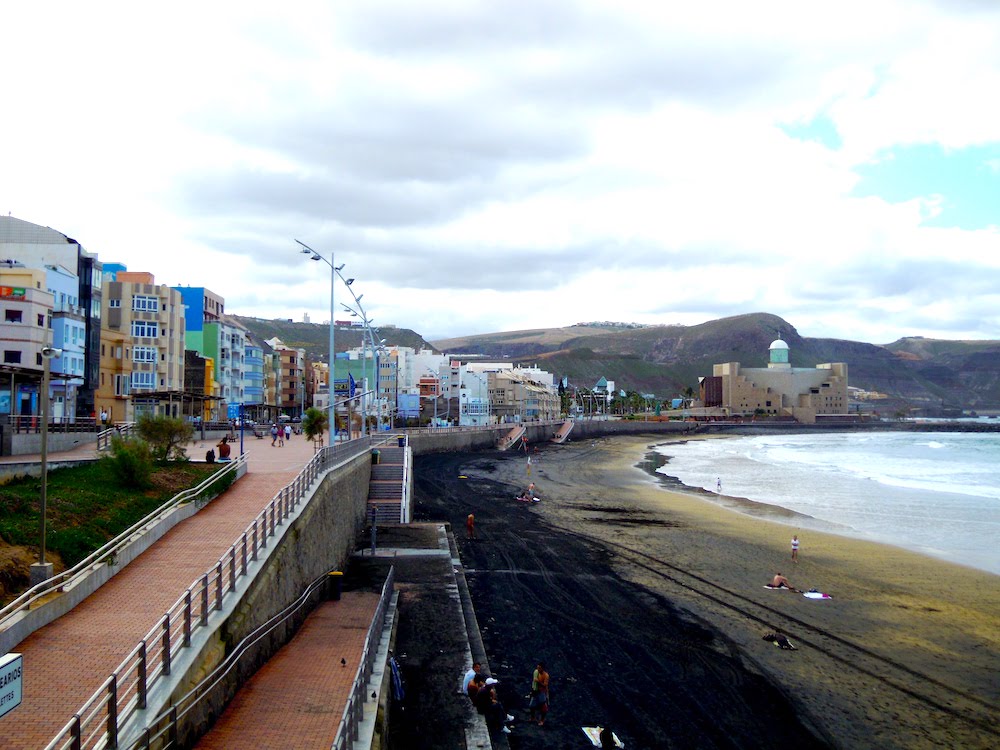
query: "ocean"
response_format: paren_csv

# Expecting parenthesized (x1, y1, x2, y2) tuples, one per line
(652, 431, 1000, 576)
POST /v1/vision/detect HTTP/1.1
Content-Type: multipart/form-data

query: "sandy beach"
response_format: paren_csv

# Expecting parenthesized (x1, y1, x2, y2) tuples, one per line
(529, 434, 1000, 749)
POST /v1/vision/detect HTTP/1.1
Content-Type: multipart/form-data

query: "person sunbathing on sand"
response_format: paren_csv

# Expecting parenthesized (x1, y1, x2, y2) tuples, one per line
(771, 573, 796, 590)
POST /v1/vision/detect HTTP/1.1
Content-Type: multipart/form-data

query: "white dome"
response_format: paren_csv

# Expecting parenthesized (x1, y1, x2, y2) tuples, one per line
(769, 339, 789, 350)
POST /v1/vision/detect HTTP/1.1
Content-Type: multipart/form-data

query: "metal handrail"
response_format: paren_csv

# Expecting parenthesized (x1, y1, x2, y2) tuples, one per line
(96, 423, 136, 451)
(0, 454, 247, 633)
(127, 567, 395, 749)
(43, 437, 375, 750)
(331, 567, 396, 750)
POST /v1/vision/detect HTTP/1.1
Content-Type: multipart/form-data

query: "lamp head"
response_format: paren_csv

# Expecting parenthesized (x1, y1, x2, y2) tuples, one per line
(335, 264, 345, 271)
(310, 254, 322, 261)
(344, 278, 354, 285)
(41, 346, 63, 359)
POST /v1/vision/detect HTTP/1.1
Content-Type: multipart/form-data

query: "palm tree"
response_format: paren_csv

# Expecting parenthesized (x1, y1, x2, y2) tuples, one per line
(301, 407, 329, 449)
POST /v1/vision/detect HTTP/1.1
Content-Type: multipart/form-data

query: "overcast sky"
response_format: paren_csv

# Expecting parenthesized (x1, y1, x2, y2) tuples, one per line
(3, 0, 998, 344)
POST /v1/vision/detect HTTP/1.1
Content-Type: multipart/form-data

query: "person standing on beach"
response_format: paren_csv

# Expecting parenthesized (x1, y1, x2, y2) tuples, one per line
(791, 535, 800, 563)
(528, 661, 550, 725)
(716, 477, 722, 493)
(466, 513, 475, 539)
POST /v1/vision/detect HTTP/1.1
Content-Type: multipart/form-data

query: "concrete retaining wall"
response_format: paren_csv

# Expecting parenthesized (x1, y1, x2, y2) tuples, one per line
(147, 450, 373, 747)
(4, 430, 96, 456)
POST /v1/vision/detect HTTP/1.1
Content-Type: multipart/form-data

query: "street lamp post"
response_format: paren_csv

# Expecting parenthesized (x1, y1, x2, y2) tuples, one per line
(296, 239, 342, 443)
(30, 346, 62, 587)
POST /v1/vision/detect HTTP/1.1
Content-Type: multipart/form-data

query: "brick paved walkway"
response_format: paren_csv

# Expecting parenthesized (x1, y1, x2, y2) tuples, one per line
(195, 592, 380, 749)
(4, 434, 322, 750)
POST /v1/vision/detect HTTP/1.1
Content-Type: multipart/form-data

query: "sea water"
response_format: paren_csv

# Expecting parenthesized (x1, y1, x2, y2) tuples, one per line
(653, 431, 1000, 576)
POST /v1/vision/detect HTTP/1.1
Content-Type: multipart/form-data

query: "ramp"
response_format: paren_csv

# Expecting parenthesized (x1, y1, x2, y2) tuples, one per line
(551, 419, 574, 443)
(497, 424, 525, 451)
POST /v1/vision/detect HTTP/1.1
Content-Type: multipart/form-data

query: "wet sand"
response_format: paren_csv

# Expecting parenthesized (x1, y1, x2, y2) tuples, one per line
(521, 434, 1000, 749)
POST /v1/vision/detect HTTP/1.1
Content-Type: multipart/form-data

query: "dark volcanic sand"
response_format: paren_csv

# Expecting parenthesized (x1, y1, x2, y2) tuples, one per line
(393, 448, 830, 750)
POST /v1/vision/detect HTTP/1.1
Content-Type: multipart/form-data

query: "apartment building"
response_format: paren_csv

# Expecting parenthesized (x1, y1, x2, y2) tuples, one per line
(0, 263, 54, 418)
(265, 338, 306, 417)
(203, 315, 247, 419)
(45, 263, 86, 419)
(0, 216, 103, 417)
(96, 326, 131, 423)
(103, 272, 186, 418)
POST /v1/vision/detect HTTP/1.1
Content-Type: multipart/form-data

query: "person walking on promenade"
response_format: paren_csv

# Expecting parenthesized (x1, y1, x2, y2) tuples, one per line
(270, 423, 279, 446)
(528, 661, 550, 726)
(466, 513, 475, 540)
(791, 535, 800, 563)
(284, 423, 292, 442)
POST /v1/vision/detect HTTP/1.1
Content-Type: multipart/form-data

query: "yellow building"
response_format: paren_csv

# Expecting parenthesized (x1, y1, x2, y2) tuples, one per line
(708, 339, 848, 423)
(103, 271, 186, 418)
(95, 326, 131, 424)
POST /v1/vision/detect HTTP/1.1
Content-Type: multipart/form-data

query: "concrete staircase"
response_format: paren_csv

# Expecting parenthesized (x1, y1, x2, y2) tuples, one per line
(368, 445, 407, 523)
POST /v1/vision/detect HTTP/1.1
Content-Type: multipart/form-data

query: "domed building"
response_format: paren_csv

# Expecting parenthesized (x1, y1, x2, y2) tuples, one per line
(702, 338, 848, 423)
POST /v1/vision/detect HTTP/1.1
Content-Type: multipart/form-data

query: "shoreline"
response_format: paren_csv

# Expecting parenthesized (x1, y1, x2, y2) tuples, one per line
(518, 434, 1000, 749)
(645, 432, 1000, 576)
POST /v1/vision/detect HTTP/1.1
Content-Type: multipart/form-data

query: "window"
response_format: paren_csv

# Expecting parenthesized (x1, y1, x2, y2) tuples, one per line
(131, 371, 156, 390)
(133, 346, 158, 363)
(109, 298, 121, 308)
(131, 320, 158, 338)
(4, 310, 22, 323)
(132, 295, 159, 312)
(38, 314, 46, 326)
(3, 350, 21, 364)
(114, 374, 131, 396)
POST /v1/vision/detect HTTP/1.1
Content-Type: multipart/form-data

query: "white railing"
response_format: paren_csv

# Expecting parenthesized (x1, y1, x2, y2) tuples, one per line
(42, 439, 373, 750)
(0, 455, 247, 653)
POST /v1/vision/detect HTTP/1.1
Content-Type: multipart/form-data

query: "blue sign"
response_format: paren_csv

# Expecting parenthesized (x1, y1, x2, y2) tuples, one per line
(227, 403, 241, 419)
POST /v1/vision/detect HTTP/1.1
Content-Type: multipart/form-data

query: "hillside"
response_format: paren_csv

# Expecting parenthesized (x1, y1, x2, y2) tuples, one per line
(233, 316, 437, 361)
(431, 313, 1000, 410)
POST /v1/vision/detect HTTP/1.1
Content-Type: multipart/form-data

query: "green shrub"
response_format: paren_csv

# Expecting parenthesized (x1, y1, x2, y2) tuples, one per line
(135, 414, 194, 462)
(101, 435, 154, 489)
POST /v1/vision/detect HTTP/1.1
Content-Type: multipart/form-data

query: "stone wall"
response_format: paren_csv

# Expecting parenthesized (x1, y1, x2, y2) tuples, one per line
(156, 450, 373, 746)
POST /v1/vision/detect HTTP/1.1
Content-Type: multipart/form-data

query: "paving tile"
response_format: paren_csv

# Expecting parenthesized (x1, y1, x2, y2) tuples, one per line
(3, 436, 325, 750)
(195, 592, 380, 750)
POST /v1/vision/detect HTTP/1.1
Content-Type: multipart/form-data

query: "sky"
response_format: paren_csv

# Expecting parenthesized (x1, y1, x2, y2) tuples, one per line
(2, 0, 999, 345)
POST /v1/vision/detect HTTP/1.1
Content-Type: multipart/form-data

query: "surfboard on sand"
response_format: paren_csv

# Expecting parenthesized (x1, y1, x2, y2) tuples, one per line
(582, 727, 625, 748)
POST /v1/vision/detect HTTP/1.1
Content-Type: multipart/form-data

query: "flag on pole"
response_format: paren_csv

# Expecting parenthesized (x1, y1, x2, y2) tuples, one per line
(349, 373, 356, 397)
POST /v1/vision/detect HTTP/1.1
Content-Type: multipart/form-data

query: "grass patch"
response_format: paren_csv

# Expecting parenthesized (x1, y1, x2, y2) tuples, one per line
(0, 461, 226, 568)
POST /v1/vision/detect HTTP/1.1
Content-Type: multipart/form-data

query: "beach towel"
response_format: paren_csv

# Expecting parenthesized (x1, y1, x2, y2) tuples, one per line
(803, 590, 832, 599)
(582, 727, 625, 748)
(763, 585, 794, 591)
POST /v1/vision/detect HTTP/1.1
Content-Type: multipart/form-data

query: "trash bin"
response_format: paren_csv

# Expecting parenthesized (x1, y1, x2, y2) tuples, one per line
(397, 436, 406, 448)
(371, 449, 381, 465)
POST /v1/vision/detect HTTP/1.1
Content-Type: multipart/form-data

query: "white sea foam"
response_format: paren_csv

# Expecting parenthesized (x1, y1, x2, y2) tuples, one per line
(654, 431, 1000, 575)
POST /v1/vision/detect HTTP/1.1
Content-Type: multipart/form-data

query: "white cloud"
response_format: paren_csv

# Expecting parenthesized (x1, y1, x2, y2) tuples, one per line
(1, 0, 998, 345)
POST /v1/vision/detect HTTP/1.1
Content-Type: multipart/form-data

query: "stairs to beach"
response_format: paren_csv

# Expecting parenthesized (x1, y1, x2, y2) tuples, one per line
(368, 445, 406, 524)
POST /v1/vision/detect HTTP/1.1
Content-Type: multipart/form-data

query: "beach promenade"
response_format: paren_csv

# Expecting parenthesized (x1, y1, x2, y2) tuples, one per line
(2, 433, 336, 749)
